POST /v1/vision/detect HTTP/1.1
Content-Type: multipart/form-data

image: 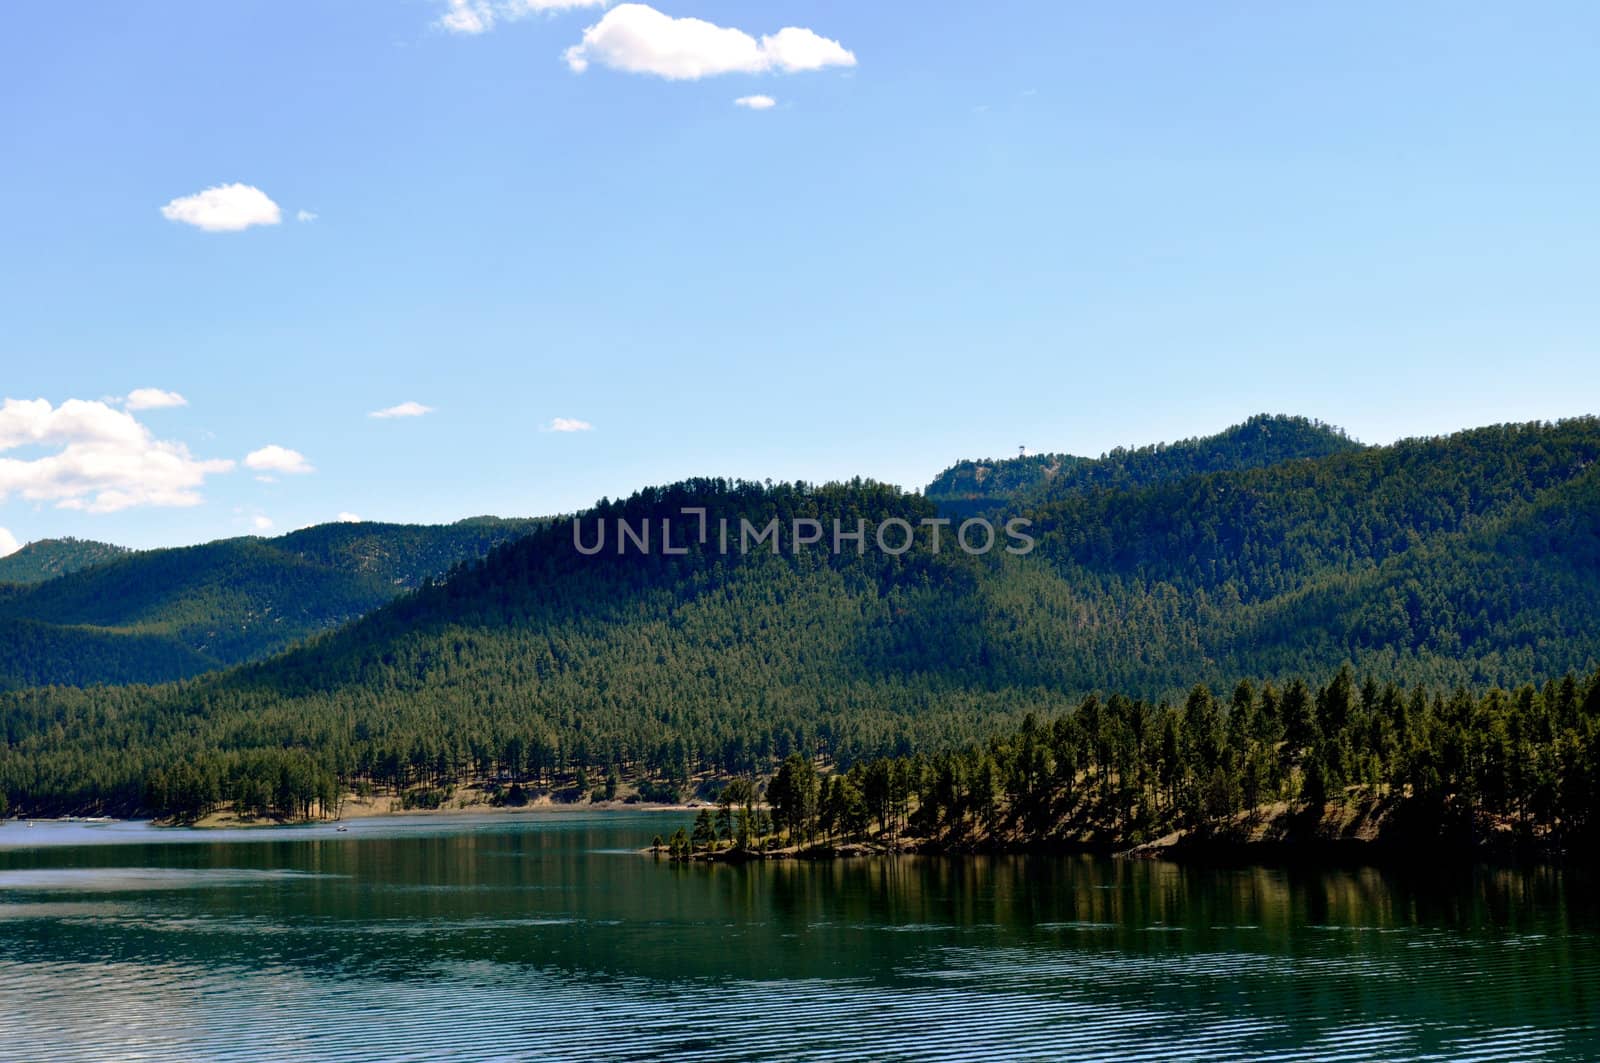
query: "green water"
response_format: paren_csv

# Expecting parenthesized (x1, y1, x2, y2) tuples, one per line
(1, 812, 1596, 1060)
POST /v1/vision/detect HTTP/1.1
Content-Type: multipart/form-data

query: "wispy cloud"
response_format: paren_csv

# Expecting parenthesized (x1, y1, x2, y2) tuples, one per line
(369, 401, 434, 419)
(336, 512, 363, 523)
(296, 209, 318, 223)
(0, 397, 233, 513)
(545, 417, 593, 433)
(160, 183, 281, 232)
(438, 0, 603, 35)
(564, 4, 856, 80)
(252, 515, 275, 532)
(0, 526, 18, 558)
(735, 95, 776, 110)
(244, 445, 314, 475)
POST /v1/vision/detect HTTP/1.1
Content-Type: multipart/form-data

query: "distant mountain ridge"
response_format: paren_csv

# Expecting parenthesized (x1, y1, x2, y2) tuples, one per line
(0, 537, 130, 584)
(925, 414, 1361, 516)
(925, 453, 1082, 517)
(0, 517, 545, 690)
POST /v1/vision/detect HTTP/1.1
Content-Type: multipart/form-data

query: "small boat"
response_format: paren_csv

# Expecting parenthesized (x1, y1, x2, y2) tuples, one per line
(336, 825, 349, 832)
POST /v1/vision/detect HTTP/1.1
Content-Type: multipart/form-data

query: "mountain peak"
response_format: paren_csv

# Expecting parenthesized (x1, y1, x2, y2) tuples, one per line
(926, 414, 1361, 517)
(0, 537, 130, 585)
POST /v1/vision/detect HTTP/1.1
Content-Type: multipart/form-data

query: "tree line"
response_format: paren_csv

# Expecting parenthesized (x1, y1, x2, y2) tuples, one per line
(840, 667, 1600, 855)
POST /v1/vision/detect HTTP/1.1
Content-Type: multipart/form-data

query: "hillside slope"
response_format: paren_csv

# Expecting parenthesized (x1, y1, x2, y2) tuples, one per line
(3, 417, 1599, 815)
(0, 538, 129, 584)
(924, 414, 1360, 516)
(0, 517, 544, 689)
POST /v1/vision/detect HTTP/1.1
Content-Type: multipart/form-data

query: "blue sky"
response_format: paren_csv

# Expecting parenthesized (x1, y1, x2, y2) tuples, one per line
(2, 0, 1598, 551)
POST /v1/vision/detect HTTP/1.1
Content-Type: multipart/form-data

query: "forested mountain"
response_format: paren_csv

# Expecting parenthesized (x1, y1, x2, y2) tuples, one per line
(2, 416, 1598, 818)
(0, 517, 543, 690)
(1024, 414, 1362, 505)
(0, 538, 129, 584)
(924, 414, 1360, 516)
(924, 452, 1080, 516)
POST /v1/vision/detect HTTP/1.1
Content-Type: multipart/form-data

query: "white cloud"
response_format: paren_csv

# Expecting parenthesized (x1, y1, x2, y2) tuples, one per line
(440, 0, 490, 33)
(244, 445, 314, 475)
(545, 417, 593, 433)
(336, 512, 362, 523)
(252, 515, 274, 532)
(438, 0, 603, 34)
(759, 26, 857, 74)
(734, 95, 776, 110)
(564, 4, 856, 80)
(0, 397, 234, 513)
(369, 401, 434, 419)
(0, 527, 18, 558)
(296, 209, 318, 223)
(160, 183, 282, 232)
(124, 388, 188, 411)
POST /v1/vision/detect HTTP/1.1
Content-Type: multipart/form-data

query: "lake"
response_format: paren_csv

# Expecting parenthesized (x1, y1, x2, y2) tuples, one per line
(1, 811, 1597, 1060)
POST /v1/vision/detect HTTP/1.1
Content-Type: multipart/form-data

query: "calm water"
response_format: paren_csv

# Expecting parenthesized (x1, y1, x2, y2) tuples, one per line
(1, 812, 1596, 1061)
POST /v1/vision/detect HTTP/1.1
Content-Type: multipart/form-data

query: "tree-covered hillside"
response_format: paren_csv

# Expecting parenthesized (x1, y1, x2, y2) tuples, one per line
(924, 414, 1360, 516)
(2, 417, 1598, 817)
(0, 618, 217, 689)
(924, 452, 1081, 517)
(0, 538, 129, 584)
(1023, 413, 1362, 505)
(0, 517, 544, 690)
(775, 666, 1600, 860)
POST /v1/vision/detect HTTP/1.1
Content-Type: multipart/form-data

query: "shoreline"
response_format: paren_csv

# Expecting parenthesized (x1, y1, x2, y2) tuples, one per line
(185, 796, 705, 829)
(649, 833, 1573, 868)
(6, 798, 705, 832)
(645, 797, 1578, 868)
(10, 793, 1576, 868)
(5, 806, 1573, 867)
